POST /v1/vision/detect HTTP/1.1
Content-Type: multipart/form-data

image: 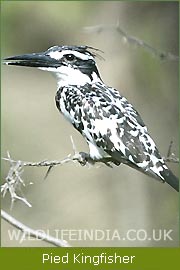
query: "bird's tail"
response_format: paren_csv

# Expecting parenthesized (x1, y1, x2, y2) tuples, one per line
(148, 161, 179, 192)
(108, 150, 179, 191)
(159, 168, 179, 192)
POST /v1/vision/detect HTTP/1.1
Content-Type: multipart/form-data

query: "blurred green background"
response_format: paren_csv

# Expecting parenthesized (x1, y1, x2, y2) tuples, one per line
(1, 1, 179, 247)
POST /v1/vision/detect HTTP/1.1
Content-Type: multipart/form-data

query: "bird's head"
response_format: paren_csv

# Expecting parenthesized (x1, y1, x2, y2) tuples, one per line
(3, 45, 103, 86)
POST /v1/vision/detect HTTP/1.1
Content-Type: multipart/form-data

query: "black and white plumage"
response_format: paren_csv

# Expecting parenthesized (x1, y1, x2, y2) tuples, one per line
(3, 45, 179, 192)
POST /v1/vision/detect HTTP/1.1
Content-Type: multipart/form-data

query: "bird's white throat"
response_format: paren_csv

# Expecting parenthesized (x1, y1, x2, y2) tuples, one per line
(39, 65, 101, 87)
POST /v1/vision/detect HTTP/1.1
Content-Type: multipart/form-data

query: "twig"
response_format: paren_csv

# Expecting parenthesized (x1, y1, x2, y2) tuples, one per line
(1, 151, 32, 209)
(1, 210, 71, 247)
(83, 23, 179, 61)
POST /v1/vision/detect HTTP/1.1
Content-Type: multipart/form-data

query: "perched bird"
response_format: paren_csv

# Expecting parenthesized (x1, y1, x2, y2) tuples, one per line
(3, 45, 179, 191)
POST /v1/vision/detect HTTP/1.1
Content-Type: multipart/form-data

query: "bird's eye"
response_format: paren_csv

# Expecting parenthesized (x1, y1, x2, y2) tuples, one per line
(64, 54, 75, 62)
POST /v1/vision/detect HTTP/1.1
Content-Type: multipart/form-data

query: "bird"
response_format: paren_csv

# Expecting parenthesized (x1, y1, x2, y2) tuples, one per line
(3, 45, 179, 192)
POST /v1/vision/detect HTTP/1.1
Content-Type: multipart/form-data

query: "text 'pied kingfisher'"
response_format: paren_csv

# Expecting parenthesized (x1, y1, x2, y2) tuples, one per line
(3, 45, 179, 192)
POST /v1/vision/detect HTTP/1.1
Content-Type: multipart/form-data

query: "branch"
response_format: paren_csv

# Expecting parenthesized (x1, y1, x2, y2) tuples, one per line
(83, 23, 179, 61)
(1, 210, 71, 247)
(1, 138, 179, 207)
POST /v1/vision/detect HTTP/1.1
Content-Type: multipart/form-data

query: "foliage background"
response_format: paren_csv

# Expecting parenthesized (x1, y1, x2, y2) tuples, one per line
(1, 1, 179, 247)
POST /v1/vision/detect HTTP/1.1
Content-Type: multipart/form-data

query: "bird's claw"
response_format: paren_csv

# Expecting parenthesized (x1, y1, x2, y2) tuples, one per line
(78, 152, 95, 166)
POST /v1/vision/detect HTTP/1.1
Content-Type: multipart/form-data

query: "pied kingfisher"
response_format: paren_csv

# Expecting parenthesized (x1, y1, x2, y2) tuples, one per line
(3, 45, 179, 192)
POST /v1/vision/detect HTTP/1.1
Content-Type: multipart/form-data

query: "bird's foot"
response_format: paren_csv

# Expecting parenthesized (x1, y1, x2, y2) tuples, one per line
(78, 152, 121, 167)
(78, 152, 95, 166)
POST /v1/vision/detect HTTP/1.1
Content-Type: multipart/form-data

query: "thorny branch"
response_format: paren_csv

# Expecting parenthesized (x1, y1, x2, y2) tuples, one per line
(1, 137, 108, 208)
(83, 23, 179, 61)
(1, 137, 179, 208)
(1, 210, 71, 247)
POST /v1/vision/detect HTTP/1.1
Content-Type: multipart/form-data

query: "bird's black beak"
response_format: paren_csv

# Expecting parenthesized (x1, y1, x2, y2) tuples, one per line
(3, 52, 60, 68)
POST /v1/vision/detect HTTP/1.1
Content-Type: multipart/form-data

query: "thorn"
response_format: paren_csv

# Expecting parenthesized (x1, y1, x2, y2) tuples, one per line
(7, 151, 10, 158)
(167, 140, 173, 158)
(70, 135, 77, 154)
(44, 165, 54, 180)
